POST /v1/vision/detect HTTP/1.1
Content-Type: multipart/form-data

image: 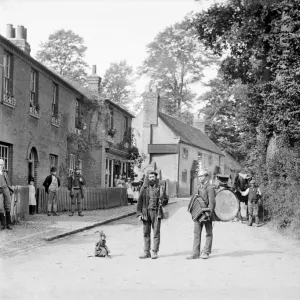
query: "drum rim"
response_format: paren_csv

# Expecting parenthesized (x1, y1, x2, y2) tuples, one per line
(215, 188, 239, 222)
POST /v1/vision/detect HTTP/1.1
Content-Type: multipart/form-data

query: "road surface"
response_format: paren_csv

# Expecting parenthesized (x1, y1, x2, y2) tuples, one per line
(1, 200, 300, 300)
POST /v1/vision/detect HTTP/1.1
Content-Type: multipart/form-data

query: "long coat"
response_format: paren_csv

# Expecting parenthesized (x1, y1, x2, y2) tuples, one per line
(43, 175, 61, 194)
(137, 183, 169, 221)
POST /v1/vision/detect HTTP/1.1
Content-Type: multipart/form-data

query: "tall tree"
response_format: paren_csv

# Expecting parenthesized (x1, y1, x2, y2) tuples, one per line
(139, 18, 218, 121)
(36, 29, 89, 84)
(101, 60, 136, 108)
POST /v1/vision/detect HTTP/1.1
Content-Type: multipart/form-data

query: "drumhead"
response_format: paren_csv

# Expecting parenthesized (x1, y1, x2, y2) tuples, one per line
(215, 188, 239, 222)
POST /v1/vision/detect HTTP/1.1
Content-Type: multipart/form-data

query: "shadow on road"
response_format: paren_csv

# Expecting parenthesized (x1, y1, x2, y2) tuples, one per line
(211, 249, 283, 258)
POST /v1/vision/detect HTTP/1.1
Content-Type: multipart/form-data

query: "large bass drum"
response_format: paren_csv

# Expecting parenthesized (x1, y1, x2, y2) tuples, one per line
(214, 188, 239, 222)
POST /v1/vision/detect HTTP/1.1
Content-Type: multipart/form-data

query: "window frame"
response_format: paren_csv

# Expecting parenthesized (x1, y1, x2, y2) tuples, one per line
(182, 147, 189, 159)
(52, 83, 58, 116)
(0, 144, 9, 171)
(182, 169, 188, 183)
(69, 154, 76, 176)
(30, 69, 37, 107)
(49, 154, 58, 170)
(3, 52, 11, 96)
(108, 108, 114, 130)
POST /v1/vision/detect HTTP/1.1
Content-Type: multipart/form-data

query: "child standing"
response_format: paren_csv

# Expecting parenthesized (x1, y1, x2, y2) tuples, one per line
(28, 179, 36, 215)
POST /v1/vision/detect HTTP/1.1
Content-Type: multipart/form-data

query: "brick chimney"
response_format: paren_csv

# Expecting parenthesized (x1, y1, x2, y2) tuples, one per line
(142, 84, 159, 127)
(87, 65, 102, 95)
(193, 112, 206, 134)
(6, 24, 31, 55)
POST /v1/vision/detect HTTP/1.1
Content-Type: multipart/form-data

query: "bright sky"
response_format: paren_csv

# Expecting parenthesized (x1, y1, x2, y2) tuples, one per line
(0, 0, 224, 112)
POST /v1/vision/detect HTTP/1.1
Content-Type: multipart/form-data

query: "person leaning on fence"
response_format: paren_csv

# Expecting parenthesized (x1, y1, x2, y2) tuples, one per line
(0, 158, 14, 230)
(43, 167, 61, 217)
(137, 171, 168, 260)
(239, 179, 262, 226)
(68, 166, 86, 217)
(187, 168, 216, 260)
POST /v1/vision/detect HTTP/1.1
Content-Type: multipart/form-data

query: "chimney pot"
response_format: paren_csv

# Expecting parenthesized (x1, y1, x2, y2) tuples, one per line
(92, 65, 97, 74)
(16, 25, 24, 39)
(6, 24, 14, 38)
(24, 28, 27, 40)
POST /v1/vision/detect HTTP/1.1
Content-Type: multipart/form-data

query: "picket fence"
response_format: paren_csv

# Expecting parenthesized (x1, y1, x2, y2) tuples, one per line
(37, 187, 128, 213)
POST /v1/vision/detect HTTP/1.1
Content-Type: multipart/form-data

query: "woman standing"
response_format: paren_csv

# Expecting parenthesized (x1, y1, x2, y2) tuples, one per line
(28, 179, 36, 215)
(126, 178, 134, 205)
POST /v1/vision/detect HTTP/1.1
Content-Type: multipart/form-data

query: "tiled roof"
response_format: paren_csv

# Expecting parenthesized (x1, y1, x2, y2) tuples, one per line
(159, 112, 224, 156)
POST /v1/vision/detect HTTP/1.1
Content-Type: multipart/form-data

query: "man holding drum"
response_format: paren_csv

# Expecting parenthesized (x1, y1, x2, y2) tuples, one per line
(187, 168, 216, 260)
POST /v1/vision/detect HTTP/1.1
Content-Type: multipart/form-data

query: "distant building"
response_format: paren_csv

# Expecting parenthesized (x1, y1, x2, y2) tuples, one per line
(133, 86, 226, 197)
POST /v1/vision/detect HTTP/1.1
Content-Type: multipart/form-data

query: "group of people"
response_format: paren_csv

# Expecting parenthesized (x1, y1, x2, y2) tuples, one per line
(42, 165, 86, 217)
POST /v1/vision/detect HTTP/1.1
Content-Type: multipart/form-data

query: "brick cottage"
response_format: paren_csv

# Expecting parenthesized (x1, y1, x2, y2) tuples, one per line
(0, 24, 134, 189)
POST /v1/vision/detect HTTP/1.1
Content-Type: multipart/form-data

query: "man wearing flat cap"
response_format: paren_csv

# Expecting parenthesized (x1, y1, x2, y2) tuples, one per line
(187, 168, 216, 260)
(240, 179, 262, 226)
(68, 165, 86, 217)
(43, 167, 61, 216)
(137, 171, 168, 259)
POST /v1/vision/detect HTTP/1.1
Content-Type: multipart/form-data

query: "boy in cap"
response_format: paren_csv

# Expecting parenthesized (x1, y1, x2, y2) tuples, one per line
(43, 167, 61, 216)
(0, 158, 14, 230)
(187, 168, 216, 260)
(240, 179, 262, 226)
(68, 165, 86, 217)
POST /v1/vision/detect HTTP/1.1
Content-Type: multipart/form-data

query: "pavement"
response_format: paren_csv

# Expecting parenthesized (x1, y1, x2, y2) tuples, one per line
(1, 199, 300, 300)
(0, 198, 180, 260)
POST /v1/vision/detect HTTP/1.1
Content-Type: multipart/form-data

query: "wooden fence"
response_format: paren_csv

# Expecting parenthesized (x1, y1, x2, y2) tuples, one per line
(37, 187, 128, 213)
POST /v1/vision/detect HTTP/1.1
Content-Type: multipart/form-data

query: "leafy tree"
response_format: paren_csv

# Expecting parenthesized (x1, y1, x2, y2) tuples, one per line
(139, 18, 218, 121)
(101, 60, 136, 108)
(36, 29, 89, 84)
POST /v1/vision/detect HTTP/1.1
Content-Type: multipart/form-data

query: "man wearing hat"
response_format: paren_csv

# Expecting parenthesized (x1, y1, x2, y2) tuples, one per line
(240, 179, 262, 226)
(67, 165, 86, 217)
(137, 171, 168, 259)
(0, 158, 14, 230)
(187, 168, 216, 260)
(43, 167, 61, 216)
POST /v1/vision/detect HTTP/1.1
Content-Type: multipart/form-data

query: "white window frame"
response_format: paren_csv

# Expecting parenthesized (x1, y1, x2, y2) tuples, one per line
(3, 52, 10, 96)
(108, 108, 114, 130)
(0, 144, 9, 171)
(69, 154, 76, 176)
(182, 169, 187, 182)
(30, 70, 37, 106)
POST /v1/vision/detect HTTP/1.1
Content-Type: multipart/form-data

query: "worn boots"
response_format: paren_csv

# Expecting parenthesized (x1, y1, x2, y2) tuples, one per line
(139, 251, 151, 259)
(0, 212, 13, 230)
(248, 216, 253, 226)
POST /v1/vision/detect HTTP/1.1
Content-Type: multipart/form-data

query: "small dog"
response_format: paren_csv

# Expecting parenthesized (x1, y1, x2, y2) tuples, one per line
(94, 231, 111, 258)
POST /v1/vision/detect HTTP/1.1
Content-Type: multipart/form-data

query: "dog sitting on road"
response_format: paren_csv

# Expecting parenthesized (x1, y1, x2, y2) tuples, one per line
(94, 230, 111, 258)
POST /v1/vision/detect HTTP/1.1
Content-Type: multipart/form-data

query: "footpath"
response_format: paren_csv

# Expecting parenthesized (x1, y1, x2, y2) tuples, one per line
(0, 198, 180, 260)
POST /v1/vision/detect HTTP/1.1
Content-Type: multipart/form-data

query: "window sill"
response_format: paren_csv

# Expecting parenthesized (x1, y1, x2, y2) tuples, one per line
(30, 106, 41, 119)
(2, 94, 16, 108)
(51, 115, 61, 128)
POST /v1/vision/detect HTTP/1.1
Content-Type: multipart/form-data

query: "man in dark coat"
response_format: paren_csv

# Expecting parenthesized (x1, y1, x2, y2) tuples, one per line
(187, 168, 216, 260)
(43, 167, 61, 216)
(0, 158, 14, 230)
(68, 165, 86, 217)
(137, 171, 168, 259)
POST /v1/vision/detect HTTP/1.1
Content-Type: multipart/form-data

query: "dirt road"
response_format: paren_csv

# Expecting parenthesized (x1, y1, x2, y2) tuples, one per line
(0, 200, 300, 300)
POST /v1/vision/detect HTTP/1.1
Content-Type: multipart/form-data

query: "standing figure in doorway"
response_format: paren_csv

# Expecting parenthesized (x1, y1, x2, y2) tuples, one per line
(28, 178, 36, 215)
(116, 175, 123, 188)
(0, 158, 14, 230)
(68, 166, 86, 217)
(43, 167, 61, 216)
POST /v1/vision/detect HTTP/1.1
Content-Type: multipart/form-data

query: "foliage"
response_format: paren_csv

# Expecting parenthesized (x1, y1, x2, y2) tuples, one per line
(108, 128, 117, 138)
(139, 17, 218, 119)
(101, 60, 136, 108)
(36, 29, 89, 84)
(192, 0, 300, 235)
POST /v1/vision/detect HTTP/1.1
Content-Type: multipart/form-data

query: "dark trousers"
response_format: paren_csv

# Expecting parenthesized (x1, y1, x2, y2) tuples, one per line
(0, 187, 11, 213)
(192, 220, 213, 256)
(143, 209, 161, 252)
(71, 189, 82, 213)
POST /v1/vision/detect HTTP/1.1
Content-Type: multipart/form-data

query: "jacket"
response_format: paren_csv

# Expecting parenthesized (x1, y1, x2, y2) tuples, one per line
(43, 175, 61, 194)
(137, 183, 169, 221)
(67, 174, 86, 191)
(197, 181, 216, 216)
(0, 171, 14, 194)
